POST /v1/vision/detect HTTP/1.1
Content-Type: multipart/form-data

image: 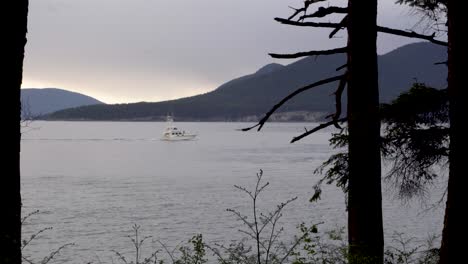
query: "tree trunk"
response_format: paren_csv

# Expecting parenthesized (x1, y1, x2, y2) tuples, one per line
(439, 1, 468, 263)
(1, 1, 28, 263)
(346, 0, 383, 263)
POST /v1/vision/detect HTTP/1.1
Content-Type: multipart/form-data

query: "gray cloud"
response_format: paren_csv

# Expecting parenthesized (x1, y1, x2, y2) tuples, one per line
(23, 0, 431, 103)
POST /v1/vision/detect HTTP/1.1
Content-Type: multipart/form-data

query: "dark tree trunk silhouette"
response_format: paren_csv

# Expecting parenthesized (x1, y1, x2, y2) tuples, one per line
(439, 0, 468, 263)
(245, 2, 385, 261)
(1, 1, 28, 263)
(346, 0, 383, 262)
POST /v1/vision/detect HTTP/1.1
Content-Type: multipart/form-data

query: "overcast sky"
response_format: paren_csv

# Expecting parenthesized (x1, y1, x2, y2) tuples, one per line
(22, 0, 433, 104)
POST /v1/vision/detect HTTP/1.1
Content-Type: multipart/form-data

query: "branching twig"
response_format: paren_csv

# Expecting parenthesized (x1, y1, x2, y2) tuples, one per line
(377, 26, 447, 46)
(269, 47, 347, 59)
(276, 17, 448, 46)
(225, 170, 299, 264)
(21, 210, 75, 264)
(329, 15, 348, 38)
(287, 0, 326, 21)
(258, 197, 297, 236)
(233, 184, 254, 200)
(113, 250, 129, 264)
(21, 256, 35, 264)
(205, 244, 229, 264)
(288, 6, 305, 21)
(21, 210, 40, 225)
(263, 197, 297, 264)
(252, 170, 262, 264)
(22, 227, 53, 250)
(157, 240, 178, 264)
(40, 243, 75, 264)
(331, 73, 348, 127)
(242, 75, 344, 132)
(278, 231, 314, 264)
(299, 6, 347, 20)
(226, 209, 255, 234)
(112, 225, 160, 264)
(211, 243, 251, 264)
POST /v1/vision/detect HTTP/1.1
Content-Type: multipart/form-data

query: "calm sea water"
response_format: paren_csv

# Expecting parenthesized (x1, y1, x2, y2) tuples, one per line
(21, 121, 445, 263)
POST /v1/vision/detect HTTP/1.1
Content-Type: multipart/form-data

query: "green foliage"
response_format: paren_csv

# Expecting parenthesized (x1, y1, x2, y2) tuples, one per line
(396, 0, 446, 11)
(290, 224, 347, 264)
(312, 83, 449, 201)
(380, 83, 448, 125)
(310, 128, 349, 202)
(215, 169, 301, 264)
(384, 232, 439, 264)
(113, 226, 207, 264)
(175, 235, 207, 264)
(395, 0, 447, 32)
(208, 238, 257, 264)
(381, 83, 449, 199)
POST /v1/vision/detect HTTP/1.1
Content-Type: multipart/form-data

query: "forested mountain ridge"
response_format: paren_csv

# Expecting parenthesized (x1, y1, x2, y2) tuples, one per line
(45, 42, 446, 121)
(21, 88, 104, 118)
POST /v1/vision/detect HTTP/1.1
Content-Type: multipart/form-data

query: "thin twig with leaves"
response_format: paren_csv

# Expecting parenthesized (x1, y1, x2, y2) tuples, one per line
(113, 224, 161, 264)
(223, 169, 313, 264)
(21, 210, 75, 264)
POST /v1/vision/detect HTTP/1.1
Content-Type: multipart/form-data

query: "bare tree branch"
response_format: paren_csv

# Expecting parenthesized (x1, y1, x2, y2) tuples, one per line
(299, 6, 347, 20)
(40, 243, 75, 264)
(291, 118, 347, 143)
(275, 17, 447, 46)
(269, 47, 347, 59)
(329, 15, 348, 38)
(336, 63, 347, 71)
(288, 6, 304, 21)
(377, 26, 448, 46)
(242, 75, 344, 132)
(287, 0, 327, 21)
(157, 240, 178, 264)
(275, 17, 341, 28)
(331, 74, 347, 127)
(278, 229, 314, 264)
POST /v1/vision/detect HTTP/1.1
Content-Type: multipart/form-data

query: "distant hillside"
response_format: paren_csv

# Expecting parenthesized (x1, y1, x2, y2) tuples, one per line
(46, 42, 446, 121)
(21, 88, 104, 118)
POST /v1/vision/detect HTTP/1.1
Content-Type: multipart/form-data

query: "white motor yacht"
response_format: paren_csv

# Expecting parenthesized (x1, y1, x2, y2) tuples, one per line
(161, 116, 197, 141)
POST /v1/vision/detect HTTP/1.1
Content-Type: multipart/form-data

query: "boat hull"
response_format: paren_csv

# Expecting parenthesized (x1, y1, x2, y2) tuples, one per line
(161, 134, 197, 141)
